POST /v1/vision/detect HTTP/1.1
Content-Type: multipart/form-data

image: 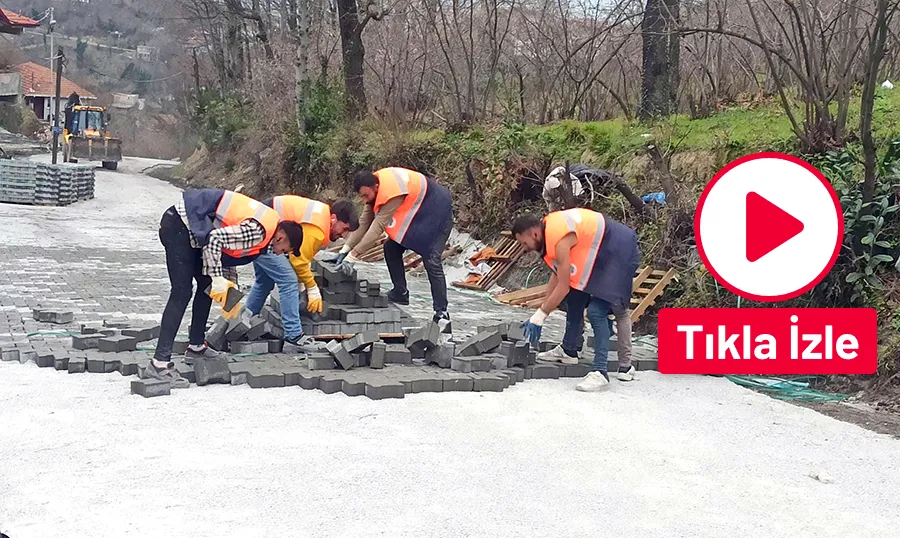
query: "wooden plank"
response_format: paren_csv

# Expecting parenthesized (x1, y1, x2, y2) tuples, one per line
(631, 267, 677, 321)
(496, 284, 549, 303)
(632, 266, 653, 291)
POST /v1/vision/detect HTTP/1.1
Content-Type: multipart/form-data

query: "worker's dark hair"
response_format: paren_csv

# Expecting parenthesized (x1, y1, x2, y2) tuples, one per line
(511, 214, 542, 235)
(352, 170, 379, 192)
(277, 220, 304, 256)
(331, 199, 360, 231)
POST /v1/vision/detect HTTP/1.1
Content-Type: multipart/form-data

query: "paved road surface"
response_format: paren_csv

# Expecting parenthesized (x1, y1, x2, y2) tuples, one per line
(1, 158, 898, 538)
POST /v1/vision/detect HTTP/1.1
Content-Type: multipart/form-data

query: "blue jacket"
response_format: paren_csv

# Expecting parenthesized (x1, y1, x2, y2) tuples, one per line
(583, 217, 641, 308)
(397, 176, 453, 255)
(182, 188, 259, 267)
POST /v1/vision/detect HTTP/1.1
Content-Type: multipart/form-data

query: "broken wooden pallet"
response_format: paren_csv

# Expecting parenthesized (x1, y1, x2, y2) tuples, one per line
(451, 232, 526, 291)
(495, 267, 677, 323)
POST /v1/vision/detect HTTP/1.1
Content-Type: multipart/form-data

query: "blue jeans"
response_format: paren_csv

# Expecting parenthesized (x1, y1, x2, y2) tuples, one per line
(561, 289, 612, 373)
(246, 254, 302, 339)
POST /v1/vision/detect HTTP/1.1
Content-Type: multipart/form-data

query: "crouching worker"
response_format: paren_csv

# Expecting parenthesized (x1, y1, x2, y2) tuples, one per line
(245, 196, 359, 345)
(512, 208, 640, 392)
(151, 189, 304, 387)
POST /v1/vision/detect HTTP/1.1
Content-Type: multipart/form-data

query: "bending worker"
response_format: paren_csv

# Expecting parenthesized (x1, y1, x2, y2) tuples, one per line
(335, 168, 453, 324)
(245, 196, 359, 344)
(152, 189, 304, 387)
(512, 208, 640, 392)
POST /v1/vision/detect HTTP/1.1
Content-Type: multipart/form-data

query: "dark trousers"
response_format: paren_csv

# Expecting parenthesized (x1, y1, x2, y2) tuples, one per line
(383, 218, 453, 313)
(153, 206, 213, 361)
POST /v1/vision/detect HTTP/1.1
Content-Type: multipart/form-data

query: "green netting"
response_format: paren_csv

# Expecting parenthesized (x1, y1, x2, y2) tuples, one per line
(726, 375, 848, 402)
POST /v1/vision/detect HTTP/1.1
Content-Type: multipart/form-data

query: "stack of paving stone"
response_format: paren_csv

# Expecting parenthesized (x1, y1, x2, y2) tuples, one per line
(0, 160, 95, 206)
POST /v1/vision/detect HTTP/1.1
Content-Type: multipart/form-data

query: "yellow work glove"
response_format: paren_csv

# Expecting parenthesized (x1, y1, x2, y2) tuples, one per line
(208, 276, 241, 319)
(307, 285, 323, 313)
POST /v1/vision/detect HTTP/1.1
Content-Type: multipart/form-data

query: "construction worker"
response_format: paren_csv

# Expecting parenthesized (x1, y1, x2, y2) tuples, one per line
(512, 208, 640, 392)
(335, 168, 453, 325)
(245, 196, 359, 344)
(152, 189, 304, 387)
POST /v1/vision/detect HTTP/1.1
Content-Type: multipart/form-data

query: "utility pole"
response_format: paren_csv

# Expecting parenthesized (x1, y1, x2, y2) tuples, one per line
(48, 7, 55, 78)
(51, 47, 64, 165)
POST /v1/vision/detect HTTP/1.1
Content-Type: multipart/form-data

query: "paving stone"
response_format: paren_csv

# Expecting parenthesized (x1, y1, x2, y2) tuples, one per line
(352, 351, 370, 368)
(230, 341, 270, 354)
(458, 329, 501, 356)
(122, 325, 161, 342)
(298, 371, 323, 390)
(500, 369, 519, 386)
(264, 322, 284, 340)
(131, 379, 171, 398)
(443, 374, 474, 392)
(172, 339, 189, 355)
(365, 380, 405, 400)
(43, 310, 74, 324)
(410, 376, 444, 393)
(228, 362, 255, 385)
(225, 316, 252, 341)
(54, 354, 70, 370)
(406, 322, 440, 352)
(318, 374, 344, 394)
(562, 363, 592, 377)
(72, 334, 100, 350)
(511, 341, 530, 367)
(35, 350, 55, 368)
(67, 356, 86, 373)
(247, 369, 285, 388)
(538, 341, 557, 352)
(384, 344, 412, 364)
(98, 335, 137, 352)
(471, 373, 506, 392)
(104, 319, 131, 329)
(342, 377, 366, 396)
(282, 366, 306, 386)
(510, 367, 526, 383)
(262, 305, 283, 328)
(487, 353, 508, 370)
(370, 341, 386, 369)
(326, 340, 354, 370)
(245, 316, 269, 341)
(424, 343, 454, 368)
(0, 347, 19, 362)
(450, 355, 491, 373)
(479, 323, 510, 339)
(118, 356, 143, 376)
(86, 356, 107, 373)
(266, 339, 284, 353)
(506, 323, 526, 342)
(530, 363, 561, 379)
(174, 361, 196, 384)
(18, 349, 36, 364)
(343, 330, 379, 353)
(80, 321, 103, 334)
(307, 353, 336, 370)
(194, 357, 231, 385)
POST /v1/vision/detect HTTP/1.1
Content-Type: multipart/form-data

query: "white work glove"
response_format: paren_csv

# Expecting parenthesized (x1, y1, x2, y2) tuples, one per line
(308, 286, 322, 301)
(307, 285, 323, 314)
(339, 244, 352, 255)
(211, 276, 234, 294)
(529, 309, 548, 327)
(345, 252, 361, 264)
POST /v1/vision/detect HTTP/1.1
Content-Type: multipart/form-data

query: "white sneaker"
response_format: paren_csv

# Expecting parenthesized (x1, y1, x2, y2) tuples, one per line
(576, 371, 610, 392)
(537, 345, 578, 365)
(616, 365, 636, 382)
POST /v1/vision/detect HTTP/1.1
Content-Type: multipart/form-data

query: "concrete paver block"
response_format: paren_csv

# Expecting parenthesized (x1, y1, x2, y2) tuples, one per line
(131, 379, 171, 398)
(0, 347, 19, 362)
(225, 316, 252, 341)
(307, 354, 336, 370)
(443, 373, 474, 392)
(97, 335, 138, 353)
(384, 344, 412, 364)
(67, 356, 86, 373)
(562, 363, 592, 377)
(247, 369, 285, 388)
(370, 342, 386, 369)
(365, 380, 405, 400)
(228, 363, 255, 385)
(174, 361, 196, 384)
(54, 354, 70, 370)
(411, 377, 444, 393)
(406, 322, 440, 352)
(343, 330, 379, 353)
(326, 340, 354, 370)
(471, 373, 506, 392)
(35, 350, 55, 368)
(342, 377, 366, 397)
(266, 339, 284, 353)
(424, 343, 454, 368)
(194, 357, 232, 385)
(72, 334, 100, 350)
(122, 325, 161, 342)
(172, 339, 189, 355)
(318, 374, 344, 394)
(530, 363, 561, 379)
(450, 356, 491, 373)
(206, 317, 229, 351)
(298, 371, 322, 390)
(245, 316, 269, 341)
(230, 341, 269, 354)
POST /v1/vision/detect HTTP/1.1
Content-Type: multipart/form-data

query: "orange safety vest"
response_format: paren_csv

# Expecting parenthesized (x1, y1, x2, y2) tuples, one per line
(271, 195, 331, 237)
(542, 208, 606, 291)
(215, 191, 280, 257)
(373, 167, 428, 244)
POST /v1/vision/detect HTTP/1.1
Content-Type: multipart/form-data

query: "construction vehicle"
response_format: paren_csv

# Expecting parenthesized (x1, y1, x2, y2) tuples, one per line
(62, 94, 122, 171)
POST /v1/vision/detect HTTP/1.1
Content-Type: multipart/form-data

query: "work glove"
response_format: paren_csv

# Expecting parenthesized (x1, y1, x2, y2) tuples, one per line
(521, 309, 548, 344)
(208, 276, 241, 320)
(318, 251, 342, 263)
(337, 253, 360, 276)
(307, 286, 323, 313)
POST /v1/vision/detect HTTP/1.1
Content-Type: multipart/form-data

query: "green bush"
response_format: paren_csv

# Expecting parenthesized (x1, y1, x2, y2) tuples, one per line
(193, 93, 249, 150)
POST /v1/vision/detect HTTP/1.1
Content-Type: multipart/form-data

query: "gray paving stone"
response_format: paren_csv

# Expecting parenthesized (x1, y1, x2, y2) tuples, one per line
(172, 339, 189, 355)
(247, 369, 285, 388)
(406, 322, 440, 352)
(104, 319, 131, 329)
(298, 371, 322, 390)
(245, 316, 269, 341)
(122, 325, 161, 342)
(342, 377, 366, 397)
(225, 316, 252, 341)
(443, 374, 474, 392)
(54, 354, 70, 371)
(530, 363, 561, 379)
(195, 357, 232, 386)
(365, 380, 405, 400)
(562, 363, 592, 378)
(424, 343, 454, 368)
(131, 379, 171, 398)
(206, 317, 229, 351)
(0, 347, 19, 362)
(173, 361, 196, 384)
(471, 373, 506, 392)
(266, 339, 284, 353)
(67, 356, 86, 373)
(499, 369, 519, 386)
(343, 330, 379, 353)
(282, 366, 305, 386)
(450, 355, 491, 373)
(34, 350, 55, 368)
(228, 362, 255, 385)
(384, 344, 412, 364)
(118, 356, 143, 376)
(318, 374, 344, 394)
(410, 376, 444, 393)
(506, 323, 526, 342)
(18, 349, 36, 364)
(230, 341, 269, 354)
(72, 334, 100, 350)
(326, 340, 354, 370)
(307, 354, 336, 370)
(370, 341, 386, 369)
(97, 335, 137, 353)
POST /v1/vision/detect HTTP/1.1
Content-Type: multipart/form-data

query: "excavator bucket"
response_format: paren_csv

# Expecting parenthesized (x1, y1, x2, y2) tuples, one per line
(69, 136, 122, 163)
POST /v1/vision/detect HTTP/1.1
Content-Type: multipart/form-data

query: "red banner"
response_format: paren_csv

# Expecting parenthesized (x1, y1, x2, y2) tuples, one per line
(658, 308, 877, 375)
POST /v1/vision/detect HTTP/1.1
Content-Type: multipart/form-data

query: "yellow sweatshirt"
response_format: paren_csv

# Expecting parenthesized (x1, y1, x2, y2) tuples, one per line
(289, 223, 327, 290)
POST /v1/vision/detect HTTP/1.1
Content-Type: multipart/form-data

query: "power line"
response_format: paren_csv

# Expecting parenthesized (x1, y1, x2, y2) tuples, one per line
(88, 67, 184, 84)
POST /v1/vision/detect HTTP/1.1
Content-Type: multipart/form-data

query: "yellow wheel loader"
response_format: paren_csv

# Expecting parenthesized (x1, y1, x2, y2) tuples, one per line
(62, 97, 122, 171)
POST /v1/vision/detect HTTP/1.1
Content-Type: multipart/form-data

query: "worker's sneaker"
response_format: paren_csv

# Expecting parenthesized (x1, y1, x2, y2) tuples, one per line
(184, 344, 220, 363)
(537, 345, 579, 365)
(144, 360, 190, 389)
(616, 365, 636, 382)
(576, 371, 610, 392)
(434, 311, 452, 334)
(387, 290, 410, 305)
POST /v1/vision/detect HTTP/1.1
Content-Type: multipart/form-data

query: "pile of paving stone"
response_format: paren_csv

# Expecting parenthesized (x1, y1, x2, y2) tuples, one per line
(0, 160, 95, 206)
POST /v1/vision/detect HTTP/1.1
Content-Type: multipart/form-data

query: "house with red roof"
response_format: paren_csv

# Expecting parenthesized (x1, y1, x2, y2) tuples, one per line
(14, 62, 96, 122)
(0, 8, 39, 35)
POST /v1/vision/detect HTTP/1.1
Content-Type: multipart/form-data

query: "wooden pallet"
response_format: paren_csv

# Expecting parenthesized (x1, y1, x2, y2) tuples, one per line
(495, 266, 677, 323)
(451, 232, 526, 291)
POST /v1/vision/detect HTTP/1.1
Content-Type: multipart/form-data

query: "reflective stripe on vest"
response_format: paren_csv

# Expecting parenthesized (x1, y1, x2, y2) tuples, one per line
(215, 191, 280, 257)
(374, 167, 428, 244)
(272, 195, 331, 236)
(542, 208, 606, 292)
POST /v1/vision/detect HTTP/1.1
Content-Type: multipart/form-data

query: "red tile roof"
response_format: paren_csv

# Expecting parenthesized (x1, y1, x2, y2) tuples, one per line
(16, 62, 96, 99)
(0, 9, 39, 28)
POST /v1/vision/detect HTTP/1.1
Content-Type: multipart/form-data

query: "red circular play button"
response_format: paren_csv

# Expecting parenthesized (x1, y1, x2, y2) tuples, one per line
(694, 152, 843, 301)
